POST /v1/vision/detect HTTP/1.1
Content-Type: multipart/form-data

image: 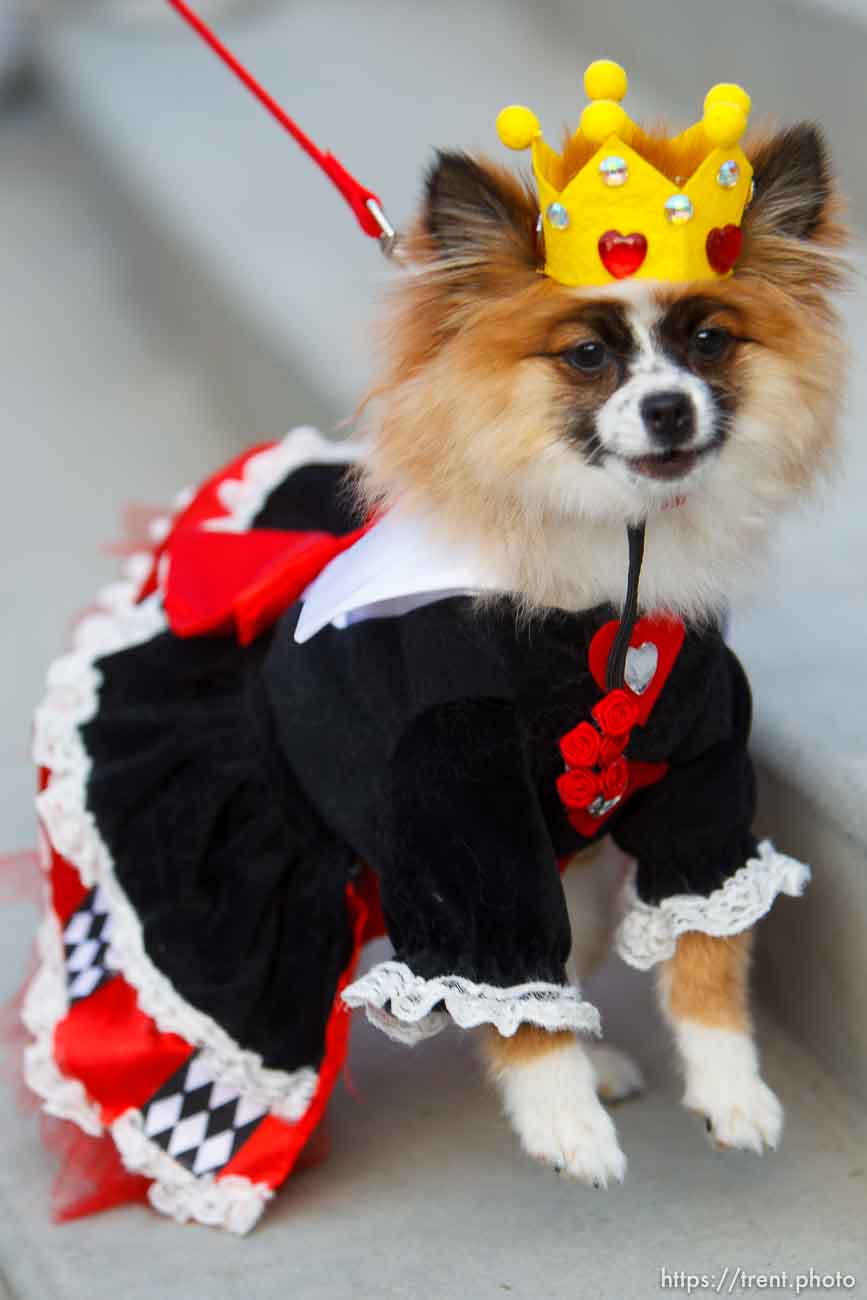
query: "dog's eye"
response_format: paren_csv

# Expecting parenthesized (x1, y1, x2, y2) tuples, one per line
(691, 327, 732, 361)
(564, 341, 609, 373)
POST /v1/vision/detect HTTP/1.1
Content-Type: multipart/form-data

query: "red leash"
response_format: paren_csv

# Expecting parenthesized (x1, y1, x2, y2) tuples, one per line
(165, 0, 398, 252)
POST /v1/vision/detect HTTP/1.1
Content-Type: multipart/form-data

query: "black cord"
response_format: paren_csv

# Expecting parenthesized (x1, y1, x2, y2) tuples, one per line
(606, 522, 647, 692)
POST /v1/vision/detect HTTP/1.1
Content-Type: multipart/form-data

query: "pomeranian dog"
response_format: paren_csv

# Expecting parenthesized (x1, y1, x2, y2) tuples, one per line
(353, 122, 846, 1185)
(25, 89, 849, 1229)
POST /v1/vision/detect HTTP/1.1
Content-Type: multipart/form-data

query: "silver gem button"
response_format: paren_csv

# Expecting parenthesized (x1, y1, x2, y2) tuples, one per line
(588, 795, 622, 818)
(664, 193, 694, 224)
(599, 155, 629, 187)
(717, 159, 740, 189)
(546, 202, 570, 230)
(624, 642, 658, 695)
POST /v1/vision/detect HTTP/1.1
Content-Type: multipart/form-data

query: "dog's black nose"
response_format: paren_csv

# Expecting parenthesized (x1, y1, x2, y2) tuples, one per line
(640, 390, 695, 447)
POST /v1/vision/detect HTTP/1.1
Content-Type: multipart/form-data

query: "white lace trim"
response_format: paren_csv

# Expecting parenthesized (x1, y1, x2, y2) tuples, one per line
(614, 839, 811, 971)
(206, 426, 363, 534)
(21, 912, 104, 1137)
(29, 430, 342, 1120)
(342, 960, 602, 1043)
(112, 1112, 272, 1235)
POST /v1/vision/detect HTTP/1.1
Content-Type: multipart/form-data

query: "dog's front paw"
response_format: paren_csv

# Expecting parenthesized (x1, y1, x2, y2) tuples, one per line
(685, 1072, 783, 1153)
(522, 1095, 628, 1187)
(499, 1042, 628, 1187)
(674, 1025, 783, 1154)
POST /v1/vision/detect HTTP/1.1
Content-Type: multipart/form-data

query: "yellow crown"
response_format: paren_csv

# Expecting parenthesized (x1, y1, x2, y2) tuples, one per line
(497, 60, 754, 287)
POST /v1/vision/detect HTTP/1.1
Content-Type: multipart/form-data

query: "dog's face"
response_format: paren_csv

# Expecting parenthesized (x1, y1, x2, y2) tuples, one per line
(527, 287, 744, 506)
(365, 125, 846, 611)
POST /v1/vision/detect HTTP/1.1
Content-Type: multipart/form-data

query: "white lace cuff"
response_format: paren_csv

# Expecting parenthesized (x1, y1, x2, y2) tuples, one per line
(342, 960, 602, 1045)
(614, 839, 811, 971)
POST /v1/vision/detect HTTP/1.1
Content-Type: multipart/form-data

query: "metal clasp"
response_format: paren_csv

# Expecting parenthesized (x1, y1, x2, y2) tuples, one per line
(366, 197, 402, 261)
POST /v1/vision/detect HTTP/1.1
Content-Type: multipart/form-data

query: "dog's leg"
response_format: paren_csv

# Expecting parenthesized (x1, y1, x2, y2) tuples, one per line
(564, 844, 643, 1103)
(481, 1024, 627, 1186)
(657, 929, 783, 1152)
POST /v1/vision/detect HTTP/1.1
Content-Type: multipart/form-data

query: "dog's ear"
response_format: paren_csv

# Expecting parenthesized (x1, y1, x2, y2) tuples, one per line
(745, 124, 833, 241)
(422, 151, 539, 269)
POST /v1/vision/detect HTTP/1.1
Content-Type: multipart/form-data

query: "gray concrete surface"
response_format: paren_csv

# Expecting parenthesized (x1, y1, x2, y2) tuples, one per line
(1, 7, 866, 1293)
(0, 93, 240, 854)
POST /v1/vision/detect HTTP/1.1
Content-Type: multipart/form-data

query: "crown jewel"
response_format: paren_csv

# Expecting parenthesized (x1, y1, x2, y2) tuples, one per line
(497, 60, 753, 287)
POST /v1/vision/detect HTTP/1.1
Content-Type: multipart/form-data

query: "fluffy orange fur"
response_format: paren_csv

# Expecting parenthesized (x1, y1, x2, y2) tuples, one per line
(483, 1024, 575, 1072)
(660, 931, 755, 1032)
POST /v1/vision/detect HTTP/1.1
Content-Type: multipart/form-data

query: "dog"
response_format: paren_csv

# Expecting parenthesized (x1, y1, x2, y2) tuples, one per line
(25, 94, 849, 1228)
(350, 123, 846, 1185)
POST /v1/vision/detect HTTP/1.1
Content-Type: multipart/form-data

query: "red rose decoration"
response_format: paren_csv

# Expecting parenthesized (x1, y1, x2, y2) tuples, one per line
(556, 768, 601, 810)
(600, 733, 628, 764)
(560, 722, 601, 769)
(592, 689, 638, 738)
(601, 756, 629, 800)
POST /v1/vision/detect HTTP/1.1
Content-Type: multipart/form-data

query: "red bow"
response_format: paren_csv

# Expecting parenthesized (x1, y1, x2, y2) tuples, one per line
(135, 443, 370, 645)
(162, 524, 369, 645)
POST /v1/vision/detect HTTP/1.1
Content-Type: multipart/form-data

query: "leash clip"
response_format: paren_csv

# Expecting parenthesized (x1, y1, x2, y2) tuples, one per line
(366, 198, 402, 260)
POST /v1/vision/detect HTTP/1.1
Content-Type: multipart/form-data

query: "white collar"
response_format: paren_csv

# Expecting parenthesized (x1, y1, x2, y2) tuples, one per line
(294, 506, 503, 644)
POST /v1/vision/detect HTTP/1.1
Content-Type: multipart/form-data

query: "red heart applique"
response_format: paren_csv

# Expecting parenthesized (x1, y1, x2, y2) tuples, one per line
(588, 615, 686, 726)
(598, 230, 648, 280)
(706, 224, 743, 274)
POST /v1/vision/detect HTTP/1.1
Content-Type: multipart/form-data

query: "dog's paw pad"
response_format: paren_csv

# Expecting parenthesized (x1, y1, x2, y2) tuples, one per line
(685, 1075, 783, 1153)
(587, 1043, 644, 1103)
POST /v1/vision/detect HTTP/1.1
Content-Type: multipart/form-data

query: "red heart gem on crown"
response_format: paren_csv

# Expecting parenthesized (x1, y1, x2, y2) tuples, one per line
(598, 230, 648, 280)
(706, 224, 743, 274)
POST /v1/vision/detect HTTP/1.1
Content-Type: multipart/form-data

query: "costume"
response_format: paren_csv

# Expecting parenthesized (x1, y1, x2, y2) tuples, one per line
(26, 428, 809, 1233)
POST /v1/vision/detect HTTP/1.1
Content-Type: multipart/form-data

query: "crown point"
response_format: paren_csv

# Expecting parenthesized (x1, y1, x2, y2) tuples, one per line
(584, 59, 628, 103)
(581, 99, 628, 145)
(496, 105, 541, 151)
(704, 82, 752, 116)
(703, 100, 748, 149)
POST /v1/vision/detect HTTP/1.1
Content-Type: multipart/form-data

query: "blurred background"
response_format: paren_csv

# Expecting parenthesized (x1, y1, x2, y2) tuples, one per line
(0, 3, 865, 1297)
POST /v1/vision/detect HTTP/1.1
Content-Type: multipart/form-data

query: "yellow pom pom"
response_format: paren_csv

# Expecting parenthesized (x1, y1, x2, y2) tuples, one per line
(703, 100, 748, 148)
(496, 105, 541, 151)
(580, 99, 628, 145)
(584, 59, 628, 103)
(704, 82, 752, 116)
